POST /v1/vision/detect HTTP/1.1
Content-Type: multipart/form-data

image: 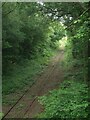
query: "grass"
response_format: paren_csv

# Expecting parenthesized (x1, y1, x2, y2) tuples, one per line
(0, 112, 4, 120)
(37, 63, 88, 118)
(2, 49, 56, 104)
(37, 79, 88, 118)
(37, 45, 88, 118)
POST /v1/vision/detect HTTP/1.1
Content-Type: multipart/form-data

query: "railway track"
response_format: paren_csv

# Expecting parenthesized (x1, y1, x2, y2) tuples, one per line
(2, 51, 64, 119)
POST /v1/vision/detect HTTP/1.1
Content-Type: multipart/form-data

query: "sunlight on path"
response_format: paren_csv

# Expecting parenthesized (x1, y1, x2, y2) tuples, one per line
(59, 36, 67, 50)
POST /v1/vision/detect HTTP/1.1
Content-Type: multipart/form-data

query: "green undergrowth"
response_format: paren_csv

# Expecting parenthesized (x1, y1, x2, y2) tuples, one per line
(37, 42, 88, 118)
(2, 49, 56, 96)
(38, 80, 88, 118)
(37, 71, 88, 118)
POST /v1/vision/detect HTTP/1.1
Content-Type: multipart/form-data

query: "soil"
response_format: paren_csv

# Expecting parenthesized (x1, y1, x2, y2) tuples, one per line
(2, 50, 64, 118)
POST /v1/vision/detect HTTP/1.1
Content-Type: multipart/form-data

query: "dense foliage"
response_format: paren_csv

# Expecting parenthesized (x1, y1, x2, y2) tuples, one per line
(2, 2, 65, 74)
(2, 2, 89, 118)
(38, 80, 88, 118)
(37, 2, 89, 118)
(2, 2, 65, 96)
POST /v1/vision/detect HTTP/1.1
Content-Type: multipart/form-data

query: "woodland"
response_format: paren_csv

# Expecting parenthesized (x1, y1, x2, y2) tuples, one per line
(2, 2, 89, 119)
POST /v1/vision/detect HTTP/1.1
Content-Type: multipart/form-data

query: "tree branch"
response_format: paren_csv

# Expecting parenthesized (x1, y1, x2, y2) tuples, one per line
(3, 4, 18, 17)
(2, 2, 6, 7)
(66, 7, 90, 29)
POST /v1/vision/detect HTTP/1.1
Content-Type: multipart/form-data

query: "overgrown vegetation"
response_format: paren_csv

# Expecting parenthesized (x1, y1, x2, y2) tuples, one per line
(37, 36, 88, 118)
(38, 80, 88, 118)
(2, 3, 64, 74)
(2, 2, 64, 95)
(2, 2, 89, 118)
(37, 2, 89, 119)
(2, 50, 55, 95)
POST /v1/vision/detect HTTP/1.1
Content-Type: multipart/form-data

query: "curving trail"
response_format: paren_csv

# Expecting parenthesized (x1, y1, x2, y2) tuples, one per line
(2, 50, 64, 118)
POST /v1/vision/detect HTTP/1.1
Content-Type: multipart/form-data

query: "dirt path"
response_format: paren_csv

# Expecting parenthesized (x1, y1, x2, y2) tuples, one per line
(2, 50, 64, 118)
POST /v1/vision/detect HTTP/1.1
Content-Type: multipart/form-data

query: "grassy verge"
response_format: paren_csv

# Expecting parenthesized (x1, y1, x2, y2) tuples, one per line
(38, 80, 88, 118)
(37, 44, 88, 118)
(2, 49, 56, 102)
